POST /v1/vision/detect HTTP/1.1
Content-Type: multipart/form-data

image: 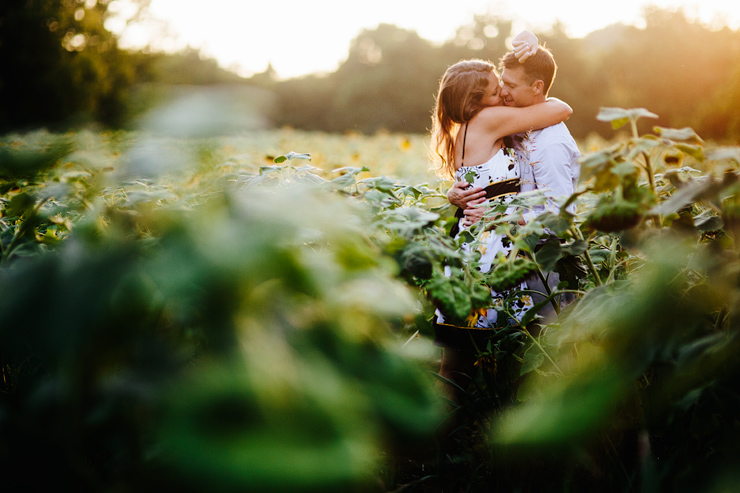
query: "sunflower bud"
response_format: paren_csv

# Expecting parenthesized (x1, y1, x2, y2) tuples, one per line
(586, 195, 642, 233)
(486, 256, 538, 291)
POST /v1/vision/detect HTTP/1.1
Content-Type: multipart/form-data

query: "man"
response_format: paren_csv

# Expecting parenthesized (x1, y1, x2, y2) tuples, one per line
(499, 44, 580, 219)
(447, 39, 581, 321)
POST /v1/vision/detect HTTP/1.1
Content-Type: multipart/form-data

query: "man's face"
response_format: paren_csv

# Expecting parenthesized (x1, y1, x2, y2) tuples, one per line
(500, 66, 536, 107)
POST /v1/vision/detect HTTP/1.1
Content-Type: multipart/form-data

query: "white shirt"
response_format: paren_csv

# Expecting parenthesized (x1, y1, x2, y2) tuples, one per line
(513, 122, 581, 217)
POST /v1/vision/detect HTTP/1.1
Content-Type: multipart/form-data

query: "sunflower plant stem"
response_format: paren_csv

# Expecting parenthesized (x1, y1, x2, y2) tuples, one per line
(534, 263, 560, 314)
(583, 249, 603, 287)
(641, 150, 662, 227)
(630, 118, 640, 140)
(642, 151, 657, 197)
(629, 117, 660, 223)
(1, 198, 49, 266)
(606, 432, 634, 487)
(508, 245, 520, 261)
(606, 237, 620, 284)
(0, 220, 6, 258)
(2, 224, 29, 266)
(522, 326, 564, 377)
(572, 227, 603, 287)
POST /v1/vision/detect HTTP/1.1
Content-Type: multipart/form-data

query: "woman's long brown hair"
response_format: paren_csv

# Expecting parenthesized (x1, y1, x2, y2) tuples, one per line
(430, 59, 496, 179)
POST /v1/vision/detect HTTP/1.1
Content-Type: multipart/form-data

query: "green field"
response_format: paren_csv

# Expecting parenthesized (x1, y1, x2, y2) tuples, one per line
(2, 114, 740, 492)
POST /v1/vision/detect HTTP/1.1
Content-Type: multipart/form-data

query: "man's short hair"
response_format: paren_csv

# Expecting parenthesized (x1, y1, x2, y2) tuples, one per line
(500, 45, 557, 96)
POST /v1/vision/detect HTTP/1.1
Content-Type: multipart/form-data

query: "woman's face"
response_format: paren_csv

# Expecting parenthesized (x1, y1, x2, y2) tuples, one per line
(478, 71, 502, 108)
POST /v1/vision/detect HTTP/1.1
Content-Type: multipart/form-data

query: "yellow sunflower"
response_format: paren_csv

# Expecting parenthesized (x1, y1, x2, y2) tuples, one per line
(465, 307, 488, 327)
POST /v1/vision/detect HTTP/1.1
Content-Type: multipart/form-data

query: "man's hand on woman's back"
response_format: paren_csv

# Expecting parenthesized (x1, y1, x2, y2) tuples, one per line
(447, 181, 488, 226)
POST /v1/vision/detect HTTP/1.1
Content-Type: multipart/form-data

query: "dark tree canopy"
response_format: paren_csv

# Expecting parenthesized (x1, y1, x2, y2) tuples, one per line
(0, 0, 147, 130)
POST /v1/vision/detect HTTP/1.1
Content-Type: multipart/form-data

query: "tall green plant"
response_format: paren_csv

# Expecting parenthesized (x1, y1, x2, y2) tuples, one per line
(1, 148, 446, 491)
(488, 108, 740, 492)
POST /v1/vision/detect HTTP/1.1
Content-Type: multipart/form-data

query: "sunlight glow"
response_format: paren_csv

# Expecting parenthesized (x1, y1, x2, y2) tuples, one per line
(113, 0, 740, 79)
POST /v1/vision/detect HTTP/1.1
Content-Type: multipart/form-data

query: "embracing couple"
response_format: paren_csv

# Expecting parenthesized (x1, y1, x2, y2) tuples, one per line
(429, 31, 580, 395)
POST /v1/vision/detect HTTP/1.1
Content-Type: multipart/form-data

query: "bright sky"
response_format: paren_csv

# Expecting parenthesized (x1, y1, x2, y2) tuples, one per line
(113, 0, 740, 79)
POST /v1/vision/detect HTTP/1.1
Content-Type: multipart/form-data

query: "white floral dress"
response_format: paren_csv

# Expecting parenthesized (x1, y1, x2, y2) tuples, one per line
(436, 146, 534, 330)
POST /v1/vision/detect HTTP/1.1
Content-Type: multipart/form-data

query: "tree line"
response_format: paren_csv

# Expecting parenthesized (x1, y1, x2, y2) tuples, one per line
(3, 3, 740, 141)
(262, 9, 740, 141)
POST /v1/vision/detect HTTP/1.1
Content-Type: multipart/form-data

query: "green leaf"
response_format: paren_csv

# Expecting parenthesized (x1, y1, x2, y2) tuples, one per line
(675, 144, 705, 162)
(273, 152, 311, 163)
(693, 210, 723, 232)
(587, 248, 610, 264)
(259, 164, 285, 175)
(5, 193, 36, 217)
(626, 108, 660, 121)
(610, 161, 639, 178)
(706, 146, 740, 164)
(650, 173, 733, 217)
(396, 185, 423, 200)
(0, 132, 73, 180)
(325, 173, 359, 190)
(627, 137, 660, 160)
(555, 253, 589, 289)
(561, 240, 588, 256)
(675, 332, 727, 368)
(125, 189, 177, 206)
(382, 207, 440, 235)
(597, 108, 630, 129)
(586, 195, 642, 232)
(518, 220, 546, 237)
(596, 107, 658, 128)
(654, 126, 704, 144)
(426, 270, 473, 323)
(535, 239, 564, 272)
(363, 189, 399, 209)
(610, 117, 630, 130)
(520, 350, 545, 376)
(457, 229, 475, 244)
(360, 175, 398, 194)
(535, 239, 587, 273)
(496, 363, 629, 446)
(520, 297, 552, 327)
(331, 166, 370, 175)
(487, 257, 538, 291)
(60, 170, 93, 182)
(578, 146, 622, 189)
(536, 212, 572, 236)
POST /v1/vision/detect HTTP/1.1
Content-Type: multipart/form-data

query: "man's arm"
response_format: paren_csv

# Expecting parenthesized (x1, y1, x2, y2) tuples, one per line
(447, 181, 488, 226)
(447, 181, 486, 208)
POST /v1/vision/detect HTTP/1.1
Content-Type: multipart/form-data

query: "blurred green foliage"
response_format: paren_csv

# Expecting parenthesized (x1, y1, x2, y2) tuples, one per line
(0, 140, 446, 491)
(3, 6, 740, 482)
(482, 108, 740, 492)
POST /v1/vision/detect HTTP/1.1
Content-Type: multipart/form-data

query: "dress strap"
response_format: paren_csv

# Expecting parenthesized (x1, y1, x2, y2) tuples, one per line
(461, 123, 468, 166)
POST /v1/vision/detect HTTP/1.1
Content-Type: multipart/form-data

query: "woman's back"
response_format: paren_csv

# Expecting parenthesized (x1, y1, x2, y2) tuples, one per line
(453, 115, 505, 170)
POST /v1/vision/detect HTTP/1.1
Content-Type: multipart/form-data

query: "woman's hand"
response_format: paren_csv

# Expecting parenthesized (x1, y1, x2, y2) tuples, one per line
(447, 181, 485, 209)
(512, 30, 538, 63)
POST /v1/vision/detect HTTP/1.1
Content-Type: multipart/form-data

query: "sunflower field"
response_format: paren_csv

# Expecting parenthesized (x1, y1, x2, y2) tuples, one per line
(2, 108, 740, 492)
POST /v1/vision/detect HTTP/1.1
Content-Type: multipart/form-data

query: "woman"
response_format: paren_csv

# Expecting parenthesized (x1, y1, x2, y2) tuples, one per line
(430, 33, 571, 400)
